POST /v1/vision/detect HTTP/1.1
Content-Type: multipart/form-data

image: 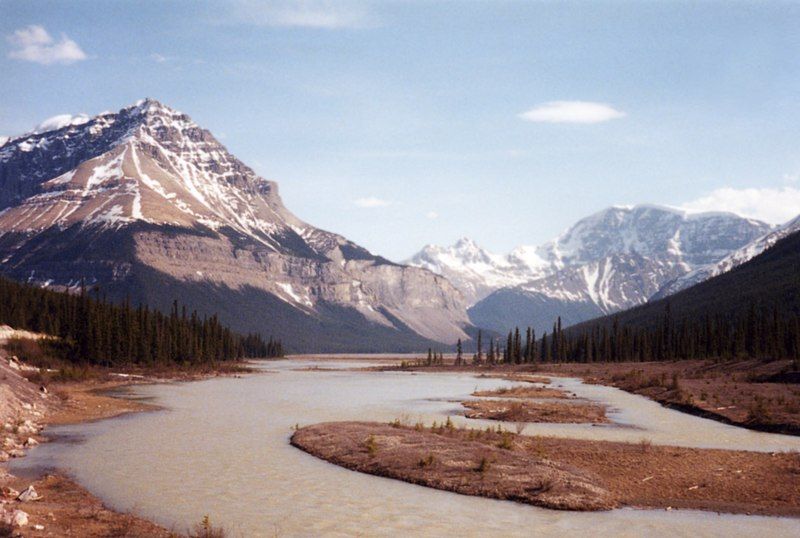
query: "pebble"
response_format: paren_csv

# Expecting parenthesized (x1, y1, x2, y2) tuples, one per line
(12, 509, 28, 527)
(18, 485, 41, 502)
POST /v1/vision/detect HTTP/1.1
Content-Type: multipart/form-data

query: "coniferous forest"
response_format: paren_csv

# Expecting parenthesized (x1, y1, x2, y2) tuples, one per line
(0, 276, 283, 366)
(495, 306, 800, 366)
(493, 229, 800, 367)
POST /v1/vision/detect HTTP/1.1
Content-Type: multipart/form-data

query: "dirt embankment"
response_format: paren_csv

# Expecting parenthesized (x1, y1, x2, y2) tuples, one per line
(539, 359, 800, 435)
(292, 421, 800, 517)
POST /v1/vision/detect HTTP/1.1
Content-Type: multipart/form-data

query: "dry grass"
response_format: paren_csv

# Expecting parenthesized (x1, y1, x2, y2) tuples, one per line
(293, 421, 800, 517)
(462, 399, 609, 424)
(472, 385, 569, 399)
(292, 421, 616, 511)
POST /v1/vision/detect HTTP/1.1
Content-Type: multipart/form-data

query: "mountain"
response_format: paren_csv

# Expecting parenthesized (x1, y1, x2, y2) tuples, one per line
(0, 99, 471, 352)
(655, 214, 800, 298)
(569, 225, 800, 335)
(408, 205, 770, 335)
(406, 238, 548, 305)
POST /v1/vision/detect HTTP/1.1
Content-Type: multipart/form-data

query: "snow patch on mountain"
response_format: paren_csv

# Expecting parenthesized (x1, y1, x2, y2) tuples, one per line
(410, 205, 772, 332)
(0, 99, 472, 348)
(656, 214, 800, 297)
(406, 237, 548, 304)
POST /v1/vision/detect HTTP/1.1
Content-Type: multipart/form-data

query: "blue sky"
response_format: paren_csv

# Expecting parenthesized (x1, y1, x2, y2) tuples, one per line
(2, 1, 800, 261)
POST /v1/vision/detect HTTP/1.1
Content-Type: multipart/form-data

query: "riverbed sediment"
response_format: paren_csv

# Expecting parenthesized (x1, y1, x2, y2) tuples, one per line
(292, 420, 800, 517)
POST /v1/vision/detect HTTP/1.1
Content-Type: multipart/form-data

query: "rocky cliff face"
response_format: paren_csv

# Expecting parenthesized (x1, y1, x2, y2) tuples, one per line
(409, 205, 771, 335)
(0, 99, 470, 351)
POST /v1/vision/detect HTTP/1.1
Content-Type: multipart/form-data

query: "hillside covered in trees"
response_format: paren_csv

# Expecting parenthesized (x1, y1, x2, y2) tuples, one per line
(490, 229, 800, 365)
(0, 276, 283, 367)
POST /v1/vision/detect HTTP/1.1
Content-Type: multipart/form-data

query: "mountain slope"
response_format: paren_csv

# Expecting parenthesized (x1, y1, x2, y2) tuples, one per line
(409, 206, 770, 335)
(406, 238, 548, 304)
(568, 226, 800, 334)
(655, 214, 800, 298)
(0, 99, 471, 352)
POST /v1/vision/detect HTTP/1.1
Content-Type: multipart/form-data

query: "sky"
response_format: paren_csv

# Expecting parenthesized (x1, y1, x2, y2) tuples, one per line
(2, 0, 800, 262)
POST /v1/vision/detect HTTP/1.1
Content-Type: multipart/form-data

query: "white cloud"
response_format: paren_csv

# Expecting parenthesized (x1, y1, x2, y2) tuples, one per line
(33, 114, 90, 134)
(354, 197, 390, 208)
(426, 211, 439, 220)
(227, 0, 372, 29)
(681, 186, 800, 225)
(150, 53, 168, 63)
(6, 25, 87, 65)
(783, 171, 800, 184)
(519, 101, 626, 124)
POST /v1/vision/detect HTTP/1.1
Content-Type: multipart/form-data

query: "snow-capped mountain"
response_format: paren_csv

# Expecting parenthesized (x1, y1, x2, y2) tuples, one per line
(406, 238, 548, 304)
(655, 213, 800, 298)
(408, 205, 771, 334)
(0, 99, 471, 351)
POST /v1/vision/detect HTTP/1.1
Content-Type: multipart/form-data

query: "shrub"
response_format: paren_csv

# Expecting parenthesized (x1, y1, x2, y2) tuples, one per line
(639, 438, 652, 453)
(747, 396, 770, 423)
(475, 456, 491, 474)
(670, 373, 681, 391)
(418, 454, 435, 468)
(365, 435, 378, 456)
(188, 515, 226, 538)
(497, 433, 514, 450)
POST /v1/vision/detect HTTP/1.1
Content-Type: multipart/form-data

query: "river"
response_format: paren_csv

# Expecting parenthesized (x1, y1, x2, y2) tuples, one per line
(11, 358, 800, 537)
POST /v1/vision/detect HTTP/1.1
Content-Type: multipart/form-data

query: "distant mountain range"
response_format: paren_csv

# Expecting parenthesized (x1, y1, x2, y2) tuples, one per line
(0, 99, 472, 352)
(408, 205, 773, 335)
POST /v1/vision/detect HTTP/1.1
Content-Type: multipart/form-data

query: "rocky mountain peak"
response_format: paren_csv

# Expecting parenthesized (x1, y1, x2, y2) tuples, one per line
(0, 98, 473, 351)
(410, 204, 772, 335)
(0, 99, 283, 240)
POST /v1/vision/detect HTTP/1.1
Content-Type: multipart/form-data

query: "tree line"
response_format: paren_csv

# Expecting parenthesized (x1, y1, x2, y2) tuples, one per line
(494, 302, 800, 365)
(0, 276, 283, 366)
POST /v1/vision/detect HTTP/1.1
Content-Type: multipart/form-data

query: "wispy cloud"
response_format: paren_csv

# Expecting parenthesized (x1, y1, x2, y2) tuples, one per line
(519, 101, 625, 124)
(681, 186, 800, 224)
(354, 197, 390, 208)
(225, 0, 373, 29)
(34, 114, 90, 133)
(783, 171, 800, 184)
(6, 25, 87, 65)
(150, 53, 168, 63)
(425, 211, 439, 220)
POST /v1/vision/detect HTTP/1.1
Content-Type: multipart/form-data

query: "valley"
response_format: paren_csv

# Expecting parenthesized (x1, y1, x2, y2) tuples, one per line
(3, 2, 800, 535)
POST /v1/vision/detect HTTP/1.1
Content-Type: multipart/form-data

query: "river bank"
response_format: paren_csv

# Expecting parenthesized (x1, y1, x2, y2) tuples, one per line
(11, 357, 800, 536)
(292, 420, 800, 517)
(384, 358, 800, 435)
(0, 354, 249, 536)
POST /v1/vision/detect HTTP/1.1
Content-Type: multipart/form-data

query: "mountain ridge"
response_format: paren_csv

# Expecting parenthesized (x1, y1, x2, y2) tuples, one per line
(408, 205, 772, 335)
(0, 99, 472, 352)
